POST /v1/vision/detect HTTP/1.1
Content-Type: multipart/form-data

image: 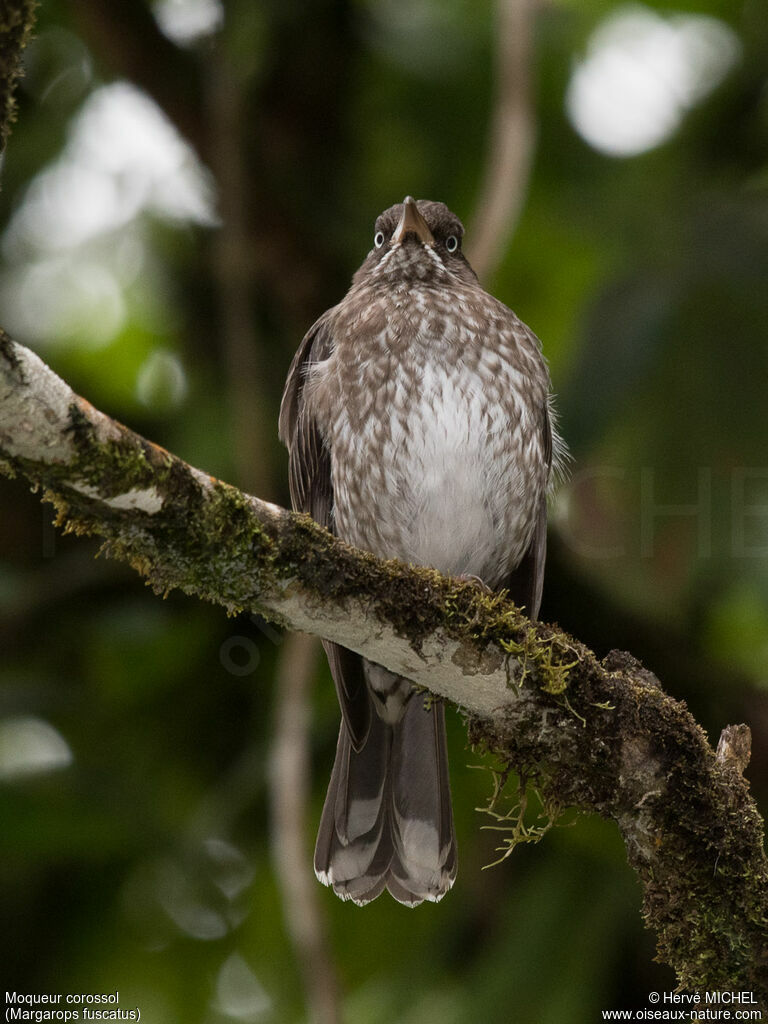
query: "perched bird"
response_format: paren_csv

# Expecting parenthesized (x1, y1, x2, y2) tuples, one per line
(279, 197, 563, 906)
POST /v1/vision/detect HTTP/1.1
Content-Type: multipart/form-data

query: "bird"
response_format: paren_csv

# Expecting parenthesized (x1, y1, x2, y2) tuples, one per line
(279, 197, 564, 907)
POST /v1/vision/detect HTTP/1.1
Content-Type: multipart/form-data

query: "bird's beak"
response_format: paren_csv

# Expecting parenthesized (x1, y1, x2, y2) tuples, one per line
(391, 196, 434, 245)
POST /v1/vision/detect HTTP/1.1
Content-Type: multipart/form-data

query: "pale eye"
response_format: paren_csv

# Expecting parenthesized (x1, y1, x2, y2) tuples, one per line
(374, 231, 385, 249)
(445, 235, 459, 253)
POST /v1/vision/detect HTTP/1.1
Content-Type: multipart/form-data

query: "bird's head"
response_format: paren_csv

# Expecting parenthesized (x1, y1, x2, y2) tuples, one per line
(352, 197, 478, 288)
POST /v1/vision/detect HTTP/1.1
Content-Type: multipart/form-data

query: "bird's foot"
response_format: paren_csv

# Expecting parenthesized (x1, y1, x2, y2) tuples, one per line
(456, 573, 493, 594)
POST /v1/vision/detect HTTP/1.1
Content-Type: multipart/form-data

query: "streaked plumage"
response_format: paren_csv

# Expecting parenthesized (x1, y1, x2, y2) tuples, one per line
(280, 197, 563, 906)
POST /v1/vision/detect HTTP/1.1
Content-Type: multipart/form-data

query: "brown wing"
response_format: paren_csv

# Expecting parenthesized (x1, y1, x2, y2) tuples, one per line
(279, 314, 371, 750)
(503, 401, 552, 621)
(279, 313, 335, 527)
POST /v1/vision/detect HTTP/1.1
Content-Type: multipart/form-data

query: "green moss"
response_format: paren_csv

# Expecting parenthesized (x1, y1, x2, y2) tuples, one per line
(66, 402, 175, 496)
(477, 767, 564, 867)
(498, 626, 581, 694)
(1, 402, 285, 619)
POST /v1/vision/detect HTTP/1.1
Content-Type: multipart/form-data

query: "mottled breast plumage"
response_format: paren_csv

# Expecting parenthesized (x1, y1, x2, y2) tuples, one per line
(304, 275, 549, 586)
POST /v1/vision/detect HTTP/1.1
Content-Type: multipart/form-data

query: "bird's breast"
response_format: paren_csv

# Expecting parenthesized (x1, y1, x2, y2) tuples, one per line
(308, 309, 547, 586)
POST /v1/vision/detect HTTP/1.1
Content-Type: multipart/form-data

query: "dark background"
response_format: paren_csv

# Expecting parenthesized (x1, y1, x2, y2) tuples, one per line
(1, 0, 767, 1019)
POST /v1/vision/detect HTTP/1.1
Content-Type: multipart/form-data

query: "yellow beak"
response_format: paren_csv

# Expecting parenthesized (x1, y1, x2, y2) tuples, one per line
(391, 196, 435, 245)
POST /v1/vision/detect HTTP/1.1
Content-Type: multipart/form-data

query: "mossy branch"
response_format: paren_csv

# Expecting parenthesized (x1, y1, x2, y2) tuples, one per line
(1, 331, 767, 998)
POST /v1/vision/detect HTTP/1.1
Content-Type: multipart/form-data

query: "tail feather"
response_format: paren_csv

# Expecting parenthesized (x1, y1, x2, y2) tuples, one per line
(390, 700, 457, 902)
(333, 709, 389, 844)
(314, 678, 457, 907)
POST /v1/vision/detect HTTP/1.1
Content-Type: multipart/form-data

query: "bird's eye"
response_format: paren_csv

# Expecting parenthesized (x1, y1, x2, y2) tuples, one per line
(374, 231, 385, 249)
(445, 235, 459, 253)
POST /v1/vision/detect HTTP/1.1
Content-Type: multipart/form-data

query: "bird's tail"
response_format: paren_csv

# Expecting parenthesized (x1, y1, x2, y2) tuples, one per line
(314, 695, 457, 906)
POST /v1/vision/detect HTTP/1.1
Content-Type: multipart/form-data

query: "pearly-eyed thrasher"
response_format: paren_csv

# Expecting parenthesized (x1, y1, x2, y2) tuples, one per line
(279, 197, 563, 906)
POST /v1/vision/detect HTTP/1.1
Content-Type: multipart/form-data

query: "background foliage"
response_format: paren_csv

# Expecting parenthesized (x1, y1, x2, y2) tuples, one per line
(1, 0, 767, 1019)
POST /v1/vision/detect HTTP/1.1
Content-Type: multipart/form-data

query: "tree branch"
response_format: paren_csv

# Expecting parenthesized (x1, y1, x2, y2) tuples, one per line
(1, 330, 767, 998)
